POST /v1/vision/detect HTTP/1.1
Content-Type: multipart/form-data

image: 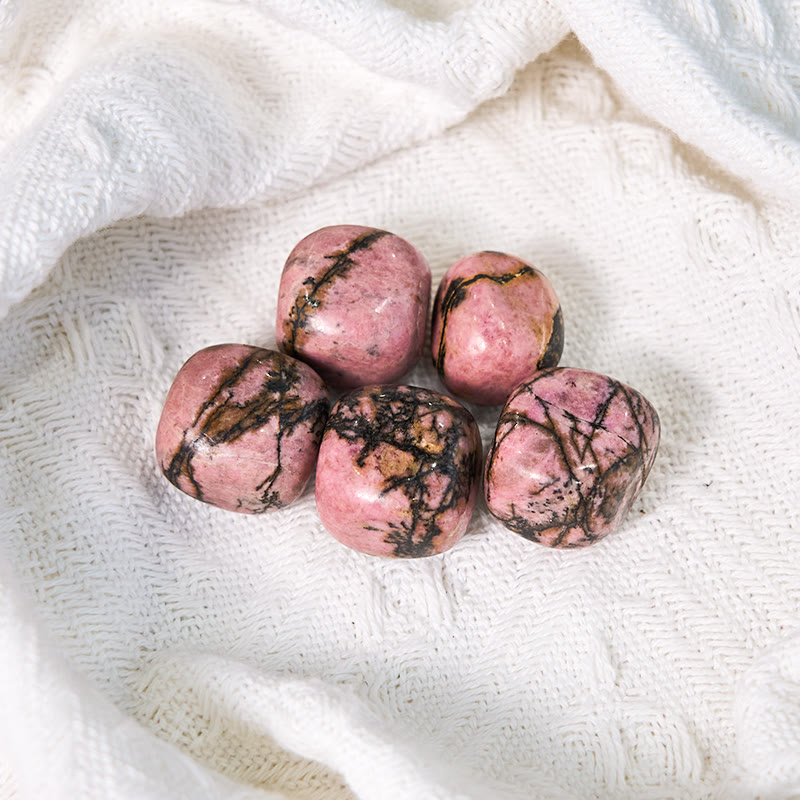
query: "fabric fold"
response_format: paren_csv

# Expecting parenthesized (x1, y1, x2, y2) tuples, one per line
(0, 561, 277, 800)
(557, 0, 800, 201)
(0, 0, 569, 317)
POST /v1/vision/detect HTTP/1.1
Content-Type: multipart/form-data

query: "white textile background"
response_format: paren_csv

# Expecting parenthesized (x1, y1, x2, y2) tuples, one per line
(1, 1, 800, 799)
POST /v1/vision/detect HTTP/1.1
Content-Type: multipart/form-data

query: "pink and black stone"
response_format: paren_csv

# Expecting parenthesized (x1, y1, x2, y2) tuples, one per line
(484, 368, 660, 547)
(315, 385, 482, 557)
(432, 251, 563, 406)
(276, 225, 431, 390)
(155, 344, 329, 513)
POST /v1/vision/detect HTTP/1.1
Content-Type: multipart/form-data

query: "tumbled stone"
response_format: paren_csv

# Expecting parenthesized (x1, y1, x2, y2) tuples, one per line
(484, 367, 660, 547)
(156, 344, 329, 513)
(315, 385, 482, 557)
(431, 251, 563, 405)
(276, 225, 431, 390)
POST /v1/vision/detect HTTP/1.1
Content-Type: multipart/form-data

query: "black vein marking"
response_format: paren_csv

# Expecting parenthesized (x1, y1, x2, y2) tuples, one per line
(538, 306, 564, 369)
(433, 263, 539, 376)
(485, 371, 658, 547)
(617, 383, 660, 476)
(567, 379, 619, 464)
(163, 349, 329, 511)
(282, 230, 389, 356)
(325, 386, 480, 557)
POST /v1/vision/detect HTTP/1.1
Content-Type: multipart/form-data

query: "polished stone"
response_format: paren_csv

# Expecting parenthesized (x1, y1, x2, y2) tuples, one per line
(432, 251, 563, 405)
(156, 344, 329, 513)
(484, 367, 660, 547)
(276, 225, 431, 390)
(315, 384, 482, 557)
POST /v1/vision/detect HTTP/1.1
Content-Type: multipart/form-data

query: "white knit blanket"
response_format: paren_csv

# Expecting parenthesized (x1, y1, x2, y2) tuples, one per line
(2, 1, 800, 798)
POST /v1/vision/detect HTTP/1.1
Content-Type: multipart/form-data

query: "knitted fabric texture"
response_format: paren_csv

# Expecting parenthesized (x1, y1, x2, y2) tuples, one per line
(1, 2, 799, 799)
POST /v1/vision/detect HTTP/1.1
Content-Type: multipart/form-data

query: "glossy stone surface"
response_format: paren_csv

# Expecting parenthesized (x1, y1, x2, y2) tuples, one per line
(156, 344, 329, 513)
(484, 367, 660, 547)
(432, 251, 563, 405)
(315, 385, 482, 557)
(276, 225, 431, 390)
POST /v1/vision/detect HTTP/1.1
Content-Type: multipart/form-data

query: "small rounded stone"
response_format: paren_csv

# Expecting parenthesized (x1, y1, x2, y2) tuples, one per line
(155, 344, 329, 513)
(431, 251, 563, 405)
(315, 384, 482, 558)
(484, 367, 660, 547)
(276, 225, 431, 390)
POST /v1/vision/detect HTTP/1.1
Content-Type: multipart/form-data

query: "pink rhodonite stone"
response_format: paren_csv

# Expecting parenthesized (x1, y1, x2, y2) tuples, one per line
(431, 251, 563, 405)
(484, 368, 660, 547)
(155, 344, 329, 513)
(276, 225, 431, 390)
(315, 385, 482, 558)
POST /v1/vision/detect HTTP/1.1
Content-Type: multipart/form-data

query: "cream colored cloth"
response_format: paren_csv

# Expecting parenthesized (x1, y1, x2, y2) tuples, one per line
(1, 2, 800, 799)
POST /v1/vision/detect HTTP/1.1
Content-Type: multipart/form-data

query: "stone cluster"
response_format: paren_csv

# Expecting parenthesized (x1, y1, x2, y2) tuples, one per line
(156, 225, 660, 556)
